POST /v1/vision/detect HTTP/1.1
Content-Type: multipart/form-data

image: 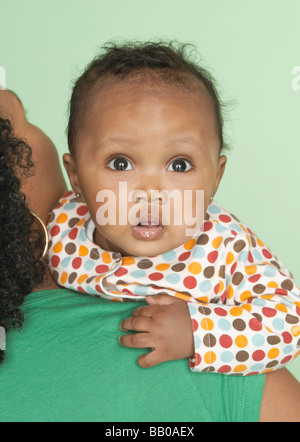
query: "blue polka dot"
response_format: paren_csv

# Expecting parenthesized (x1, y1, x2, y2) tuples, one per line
(86, 285, 97, 295)
(199, 280, 212, 293)
(194, 335, 202, 349)
(253, 298, 266, 307)
(192, 247, 205, 259)
(283, 345, 293, 355)
(61, 257, 71, 268)
(252, 334, 265, 347)
(64, 202, 77, 211)
(229, 223, 243, 233)
(130, 270, 147, 279)
(162, 250, 177, 262)
(263, 265, 277, 277)
(218, 319, 231, 332)
(166, 273, 181, 285)
(221, 351, 234, 363)
(79, 229, 87, 242)
(238, 250, 248, 263)
(272, 318, 285, 331)
(250, 363, 265, 371)
(134, 285, 148, 295)
(253, 249, 263, 261)
(188, 304, 197, 316)
(84, 260, 95, 271)
(215, 223, 229, 233)
(209, 205, 221, 214)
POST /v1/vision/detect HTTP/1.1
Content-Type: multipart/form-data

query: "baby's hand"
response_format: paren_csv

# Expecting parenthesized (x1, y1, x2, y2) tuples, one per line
(119, 294, 195, 368)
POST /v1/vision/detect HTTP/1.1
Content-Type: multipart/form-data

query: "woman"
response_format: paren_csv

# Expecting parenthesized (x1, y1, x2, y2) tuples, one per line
(0, 90, 299, 422)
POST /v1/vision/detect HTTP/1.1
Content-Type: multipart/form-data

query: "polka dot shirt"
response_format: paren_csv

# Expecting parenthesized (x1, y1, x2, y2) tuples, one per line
(47, 191, 300, 375)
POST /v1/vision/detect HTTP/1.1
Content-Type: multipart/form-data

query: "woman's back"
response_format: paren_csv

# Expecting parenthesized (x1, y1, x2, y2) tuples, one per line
(0, 288, 264, 422)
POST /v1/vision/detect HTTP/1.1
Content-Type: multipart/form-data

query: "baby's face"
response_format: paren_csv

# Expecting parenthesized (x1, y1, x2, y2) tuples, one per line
(65, 79, 226, 257)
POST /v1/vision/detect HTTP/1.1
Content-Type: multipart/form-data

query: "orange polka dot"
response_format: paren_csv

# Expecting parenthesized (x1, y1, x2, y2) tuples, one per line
(184, 238, 196, 250)
(56, 213, 68, 224)
(240, 291, 252, 302)
(242, 304, 252, 313)
(275, 303, 288, 313)
(235, 335, 248, 348)
(256, 238, 264, 247)
(197, 296, 209, 304)
(204, 351, 217, 365)
(227, 285, 234, 299)
(226, 252, 234, 265)
(60, 272, 68, 284)
(101, 251, 112, 264)
(268, 348, 280, 359)
(200, 318, 214, 331)
(95, 275, 105, 283)
(245, 265, 257, 275)
(53, 241, 63, 254)
(122, 256, 136, 266)
(234, 365, 247, 373)
(79, 245, 89, 257)
(156, 263, 170, 271)
(291, 326, 300, 337)
(218, 280, 224, 294)
(230, 307, 244, 317)
(78, 274, 88, 284)
(188, 262, 202, 275)
(212, 236, 223, 249)
(267, 281, 278, 288)
(77, 218, 85, 227)
(261, 295, 274, 301)
(175, 292, 191, 302)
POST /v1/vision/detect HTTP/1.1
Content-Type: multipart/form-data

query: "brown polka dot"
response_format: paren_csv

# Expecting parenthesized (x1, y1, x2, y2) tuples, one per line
(236, 351, 249, 362)
(281, 279, 294, 291)
(203, 266, 215, 279)
(197, 234, 209, 245)
(86, 276, 96, 284)
(219, 265, 226, 279)
(233, 239, 247, 253)
(65, 243, 77, 255)
(224, 237, 234, 247)
(267, 336, 281, 345)
(52, 270, 59, 282)
(233, 319, 246, 331)
(171, 263, 186, 272)
(266, 360, 279, 369)
(116, 280, 127, 286)
(68, 272, 77, 284)
(112, 252, 122, 261)
(286, 314, 299, 325)
(253, 284, 266, 294)
(203, 367, 216, 373)
(68, 217, 80, 228)
(253, 313, 263, 323)
(90, 248, 100, 260)
(203, 334, 217, 348)
(250, 236, 257, 248)
(199, 306, 212, 316)
(270, 260, 280, 270)
(137, 259, 153, 270)
(232, 272, 244, 285)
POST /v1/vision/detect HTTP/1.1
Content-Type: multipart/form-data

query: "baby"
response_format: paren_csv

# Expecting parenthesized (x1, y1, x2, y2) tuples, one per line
(47, 41, 300, 375)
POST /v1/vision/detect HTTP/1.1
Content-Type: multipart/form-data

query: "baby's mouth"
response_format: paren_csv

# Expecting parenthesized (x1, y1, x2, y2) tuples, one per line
(132, 215, 165, 240)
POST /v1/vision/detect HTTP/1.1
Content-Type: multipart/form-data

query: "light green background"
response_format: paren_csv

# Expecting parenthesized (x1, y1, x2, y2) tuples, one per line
(1, 0, 300, 381)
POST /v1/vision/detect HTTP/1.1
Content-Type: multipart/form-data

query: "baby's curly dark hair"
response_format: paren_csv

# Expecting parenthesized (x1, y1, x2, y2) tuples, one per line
(0, 117, 45, 363)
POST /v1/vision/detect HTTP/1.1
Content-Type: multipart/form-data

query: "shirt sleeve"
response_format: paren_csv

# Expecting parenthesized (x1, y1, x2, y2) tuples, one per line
(188, 232, 300, 375)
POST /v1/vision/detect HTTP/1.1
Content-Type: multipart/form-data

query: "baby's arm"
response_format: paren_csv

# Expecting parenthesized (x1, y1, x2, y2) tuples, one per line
(188, 232, 300, 375)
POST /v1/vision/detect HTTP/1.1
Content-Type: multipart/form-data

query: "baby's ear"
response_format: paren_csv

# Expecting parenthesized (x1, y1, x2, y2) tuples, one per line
(213, 155, 227, 196)
(63, 153, 84, 201)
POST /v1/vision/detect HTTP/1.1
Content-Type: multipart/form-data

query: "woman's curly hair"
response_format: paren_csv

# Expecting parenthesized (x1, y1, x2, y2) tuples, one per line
(0, 117, 45, 363)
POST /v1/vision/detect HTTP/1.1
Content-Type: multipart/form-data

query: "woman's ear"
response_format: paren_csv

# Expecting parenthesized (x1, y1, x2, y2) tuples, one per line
(212, 155, 227, 197)
(63, 153, 85, 202)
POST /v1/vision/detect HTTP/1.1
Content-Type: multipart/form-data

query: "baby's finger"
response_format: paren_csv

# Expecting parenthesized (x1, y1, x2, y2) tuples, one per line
(120, 316, 152, 332)
(137, 350, 164, 368)
(131, 305, 156, 318)
(119, 332, 154, 349)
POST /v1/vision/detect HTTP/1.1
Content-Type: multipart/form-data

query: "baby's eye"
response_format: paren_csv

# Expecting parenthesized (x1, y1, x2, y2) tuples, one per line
(168, 158, 192, 173)
(108, 157, 133, 171)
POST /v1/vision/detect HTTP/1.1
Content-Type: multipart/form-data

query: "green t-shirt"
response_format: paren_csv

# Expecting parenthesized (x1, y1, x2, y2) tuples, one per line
(0, 289, 265, 422)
